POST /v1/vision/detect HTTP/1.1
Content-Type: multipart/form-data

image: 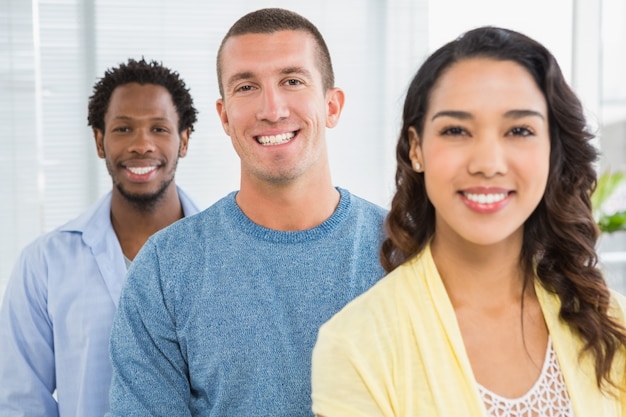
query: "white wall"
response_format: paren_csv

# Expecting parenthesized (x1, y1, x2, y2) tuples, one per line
(2, 0, 625, 302)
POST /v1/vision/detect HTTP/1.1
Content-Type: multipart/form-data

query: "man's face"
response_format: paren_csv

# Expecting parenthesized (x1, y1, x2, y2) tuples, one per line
(216, 30, 343, 187)
(94, 82, 189, 209)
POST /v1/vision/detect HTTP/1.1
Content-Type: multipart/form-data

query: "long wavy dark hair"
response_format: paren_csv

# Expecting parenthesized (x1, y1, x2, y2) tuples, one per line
(382, 26, 626, 390)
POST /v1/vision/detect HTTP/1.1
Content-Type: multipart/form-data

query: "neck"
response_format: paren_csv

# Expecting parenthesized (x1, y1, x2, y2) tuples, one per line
(236, 173, 339, 231)
(430, 234, 529, 310)
(110, 185, 184, 259)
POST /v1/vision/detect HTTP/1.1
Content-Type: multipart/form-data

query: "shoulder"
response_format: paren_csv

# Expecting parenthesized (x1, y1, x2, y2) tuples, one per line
(339, 188, 388, 218)
(320, 261, 413, 339)
(153, 193, 235, 237)
(4, 228, 86, 306)
(609, 289, 626, 321)
(336, 189, 387, 241)
(18, 219, 93, 263)
(176, 186, 202, 216)
(138, 193, 240, 262)
(56, 192, 113, 234)
(319, 247, 437, 342)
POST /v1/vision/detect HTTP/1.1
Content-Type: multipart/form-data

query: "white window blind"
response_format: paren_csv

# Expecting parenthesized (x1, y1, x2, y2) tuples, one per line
(0, 0, 430, 302)
(1, 0, 42, 301)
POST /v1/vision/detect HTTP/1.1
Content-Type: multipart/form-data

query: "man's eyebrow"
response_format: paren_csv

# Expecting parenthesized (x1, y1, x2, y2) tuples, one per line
(225, 71, 254, 90)
(280, 67, 313, 79)
(226, 67, 314, 90)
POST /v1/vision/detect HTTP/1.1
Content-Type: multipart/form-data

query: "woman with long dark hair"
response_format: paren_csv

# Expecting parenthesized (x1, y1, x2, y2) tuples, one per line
(312, 26, 626, 416)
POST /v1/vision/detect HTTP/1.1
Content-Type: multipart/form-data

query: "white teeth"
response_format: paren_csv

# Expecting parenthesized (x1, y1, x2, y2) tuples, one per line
(257, 132, 295, 145)
(464, 192, 508, 204)
(127, 166, 156, 175)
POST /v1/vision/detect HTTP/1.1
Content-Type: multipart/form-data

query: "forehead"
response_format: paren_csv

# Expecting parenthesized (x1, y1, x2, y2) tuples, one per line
(428, 58, 547, 115)
(220, 30, 321, 83)
(106, 83, 177, 119)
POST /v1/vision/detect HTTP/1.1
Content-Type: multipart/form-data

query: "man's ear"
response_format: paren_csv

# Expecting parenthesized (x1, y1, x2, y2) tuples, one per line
(325, 87, 345, 129)
(216, 98, 230, 136)
(179, 128, 190, 158)
(94, 129, 105, 158)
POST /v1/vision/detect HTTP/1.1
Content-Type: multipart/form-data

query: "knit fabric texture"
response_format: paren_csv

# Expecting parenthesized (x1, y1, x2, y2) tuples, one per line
(107, 188, 387, 417)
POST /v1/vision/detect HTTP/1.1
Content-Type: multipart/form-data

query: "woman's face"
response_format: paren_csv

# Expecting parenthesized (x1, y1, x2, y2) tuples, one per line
(409, 57, 550, 249)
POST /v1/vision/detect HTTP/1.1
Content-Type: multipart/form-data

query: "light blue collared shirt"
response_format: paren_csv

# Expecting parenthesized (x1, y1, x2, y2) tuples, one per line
(0, 187, 199, 417)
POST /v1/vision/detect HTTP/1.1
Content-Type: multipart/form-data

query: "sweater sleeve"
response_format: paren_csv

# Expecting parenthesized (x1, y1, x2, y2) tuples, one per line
(107, 240, 192, 417)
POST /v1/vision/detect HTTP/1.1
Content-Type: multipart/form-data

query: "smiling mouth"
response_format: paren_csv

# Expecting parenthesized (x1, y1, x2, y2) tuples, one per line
(256, 131, 296, 146)
(463, 192, 509, 204)
(127, 166, 157, 175)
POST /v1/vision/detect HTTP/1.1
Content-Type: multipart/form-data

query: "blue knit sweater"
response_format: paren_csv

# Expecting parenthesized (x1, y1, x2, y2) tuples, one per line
(107, 188, 387, 417)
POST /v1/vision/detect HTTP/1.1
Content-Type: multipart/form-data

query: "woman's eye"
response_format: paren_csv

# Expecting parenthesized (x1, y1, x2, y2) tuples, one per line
(441, 126, 466, 136)
(509, 126, 534, 136)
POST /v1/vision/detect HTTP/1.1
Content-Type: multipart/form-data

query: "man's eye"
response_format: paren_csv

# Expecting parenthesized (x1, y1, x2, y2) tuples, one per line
(285, 79, 303, 86)
(237, 85, 254, 92)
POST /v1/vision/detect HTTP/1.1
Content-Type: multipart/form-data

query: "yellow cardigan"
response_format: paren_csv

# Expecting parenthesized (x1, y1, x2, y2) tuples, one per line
(312, 245, 626, 416)
(538, 279, 626, 416)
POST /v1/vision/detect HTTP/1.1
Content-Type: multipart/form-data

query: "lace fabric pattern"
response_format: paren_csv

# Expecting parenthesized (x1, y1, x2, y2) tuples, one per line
(478, 338, 574, 417)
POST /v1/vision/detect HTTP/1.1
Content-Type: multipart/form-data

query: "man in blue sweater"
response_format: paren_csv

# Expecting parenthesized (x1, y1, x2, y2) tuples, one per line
(107, 8, 387, 417)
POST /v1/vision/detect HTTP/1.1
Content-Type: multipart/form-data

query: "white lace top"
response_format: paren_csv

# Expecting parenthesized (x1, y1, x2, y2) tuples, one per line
(477, 338, 574, 417)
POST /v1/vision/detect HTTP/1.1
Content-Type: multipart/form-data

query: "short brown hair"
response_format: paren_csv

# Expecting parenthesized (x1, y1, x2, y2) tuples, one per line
(216, 8, 335, 97)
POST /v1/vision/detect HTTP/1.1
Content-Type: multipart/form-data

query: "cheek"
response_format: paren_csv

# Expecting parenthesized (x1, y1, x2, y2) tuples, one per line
(101, 141, 118, 158)
(510, 148, 551, 205)
(223, 103, 251, 133)
(175, 142, 186, 158)
(520, 143, 550, 180)
(422, 149, 457, 202)
(294, 97, 324, 123)
(423, 143, 464, 177)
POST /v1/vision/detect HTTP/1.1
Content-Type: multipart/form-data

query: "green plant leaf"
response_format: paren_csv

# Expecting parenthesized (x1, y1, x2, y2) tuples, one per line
(592, 169, 626, 233)
(592, 170, 626, 212)
(597, 211, 626, 233)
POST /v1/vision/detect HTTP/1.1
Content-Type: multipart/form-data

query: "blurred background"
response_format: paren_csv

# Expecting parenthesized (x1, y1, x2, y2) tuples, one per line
(1, 0, 625, 302)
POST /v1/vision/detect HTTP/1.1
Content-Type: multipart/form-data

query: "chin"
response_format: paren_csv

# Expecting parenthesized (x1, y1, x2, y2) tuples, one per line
(117, 183, 170, 211)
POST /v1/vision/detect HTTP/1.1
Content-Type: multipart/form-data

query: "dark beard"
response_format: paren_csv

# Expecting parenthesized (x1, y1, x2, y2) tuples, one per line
(115, 176, 173, 212)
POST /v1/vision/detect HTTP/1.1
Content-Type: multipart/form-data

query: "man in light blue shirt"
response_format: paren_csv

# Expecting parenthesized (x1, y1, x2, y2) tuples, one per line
(0, 58, 200, 417)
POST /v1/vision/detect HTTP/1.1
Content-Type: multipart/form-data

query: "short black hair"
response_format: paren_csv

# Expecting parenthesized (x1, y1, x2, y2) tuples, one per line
(87, 58, 198, 133)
